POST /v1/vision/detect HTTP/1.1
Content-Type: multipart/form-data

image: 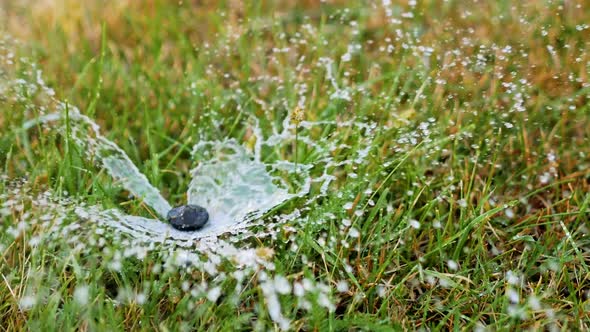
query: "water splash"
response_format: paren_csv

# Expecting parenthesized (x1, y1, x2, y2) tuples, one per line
(2, 38, 378, 329)
(4, 35, 377, 250)
(23, 110, 312, 242)
(188, 139, 310, 238)
(23, 109, 172, 218)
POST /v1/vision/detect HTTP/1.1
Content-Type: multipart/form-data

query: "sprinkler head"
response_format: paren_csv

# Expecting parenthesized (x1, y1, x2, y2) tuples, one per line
(167, 204, 209, 231)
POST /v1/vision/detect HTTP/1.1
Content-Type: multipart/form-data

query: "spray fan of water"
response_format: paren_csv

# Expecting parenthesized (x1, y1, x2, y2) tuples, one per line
(14, 94, 384, 251)
(1, 37, 381, 255)
(23, 107, 316, 247)
(1, 38, 385, 329)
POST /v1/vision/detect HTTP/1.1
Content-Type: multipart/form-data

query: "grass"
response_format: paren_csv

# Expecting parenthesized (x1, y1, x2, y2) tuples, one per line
(1, 0, 590, 330)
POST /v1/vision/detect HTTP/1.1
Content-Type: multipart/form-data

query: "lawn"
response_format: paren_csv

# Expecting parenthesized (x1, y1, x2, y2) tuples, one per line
(1, 0, 589, 330)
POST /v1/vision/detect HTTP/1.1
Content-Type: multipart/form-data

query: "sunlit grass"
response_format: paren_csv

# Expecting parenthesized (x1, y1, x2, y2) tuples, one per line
(1, 0, 589, 330)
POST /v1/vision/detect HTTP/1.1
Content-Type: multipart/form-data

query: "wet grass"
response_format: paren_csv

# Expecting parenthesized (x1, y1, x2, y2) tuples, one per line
(1, 0, 590, 330)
